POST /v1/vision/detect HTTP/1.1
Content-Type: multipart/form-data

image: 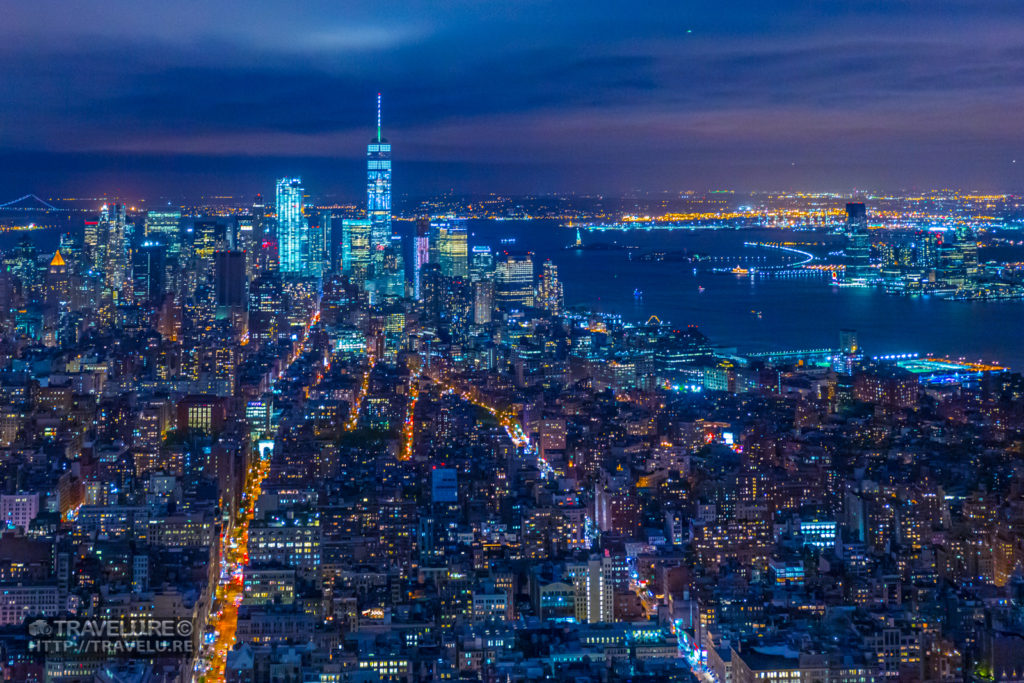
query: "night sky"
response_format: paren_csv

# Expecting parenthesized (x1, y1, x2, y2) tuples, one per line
(2, 0, 1023, 200)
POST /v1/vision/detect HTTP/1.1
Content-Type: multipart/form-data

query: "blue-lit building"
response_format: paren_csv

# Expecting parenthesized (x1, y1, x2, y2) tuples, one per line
(367, 94, 392, 271)
(799, 519, 837, 550)
(276, 177, 317, 277)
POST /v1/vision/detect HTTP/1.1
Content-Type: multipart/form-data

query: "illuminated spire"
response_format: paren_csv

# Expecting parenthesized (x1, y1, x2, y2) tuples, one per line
(377, 92, 382, 143)
(50, 250, 65, 267)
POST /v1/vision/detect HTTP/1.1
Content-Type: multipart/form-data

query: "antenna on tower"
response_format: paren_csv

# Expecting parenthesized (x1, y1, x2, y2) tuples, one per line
(377, 93, 382, 143)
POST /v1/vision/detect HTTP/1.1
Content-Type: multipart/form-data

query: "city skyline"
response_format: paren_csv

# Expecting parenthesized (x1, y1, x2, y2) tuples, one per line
(2, 5, 1024, 682)
(1, 2, 1024, 198)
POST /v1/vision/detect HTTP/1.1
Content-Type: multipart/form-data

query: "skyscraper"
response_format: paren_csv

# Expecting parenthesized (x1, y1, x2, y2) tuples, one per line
(413, 218, 430, 300)
(46, 250, 70, 312)
(844, 203, 871, 283)
(132, 241, 166, 304)
(431, 220, 468, 278)
(367, 94, 392, 268)
(473, 279, 494, 325)
(470, 246, 494, 282)
(538, 260, 564, 315)
(955, 227, 979, 278)
(495, 252, 535, 309)
(276, 177, 312, 276)
(341, 219, 372, 286)
(317, 211, 332, 275)
(214, 250, 247, 310)
(145, 208, 181, 294)
(103, 203, 130, 302)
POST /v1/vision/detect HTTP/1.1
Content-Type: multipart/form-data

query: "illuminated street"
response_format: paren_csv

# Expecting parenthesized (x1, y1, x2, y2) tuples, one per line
(194, 313, 323, 682)
(195, 451, 271, 682)
(3, 5, 1023, 677)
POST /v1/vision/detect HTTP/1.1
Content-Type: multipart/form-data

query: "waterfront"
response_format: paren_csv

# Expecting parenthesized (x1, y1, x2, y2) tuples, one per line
(470, 220, 1024, 369)
(6, 218, 1022, 369)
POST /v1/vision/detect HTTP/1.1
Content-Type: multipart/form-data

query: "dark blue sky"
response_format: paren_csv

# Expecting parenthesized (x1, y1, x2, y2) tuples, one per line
(1, 0, 1023, 200)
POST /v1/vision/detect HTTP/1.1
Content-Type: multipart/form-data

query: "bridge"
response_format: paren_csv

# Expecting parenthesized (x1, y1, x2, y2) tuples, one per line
(0, 194, 62, 211)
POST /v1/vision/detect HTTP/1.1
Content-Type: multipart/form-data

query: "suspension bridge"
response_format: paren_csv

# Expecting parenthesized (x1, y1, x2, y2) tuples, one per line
(0, 194, 62, 211)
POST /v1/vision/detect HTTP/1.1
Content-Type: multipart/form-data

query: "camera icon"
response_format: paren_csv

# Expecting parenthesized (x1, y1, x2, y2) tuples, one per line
(28, 619, 52, 636)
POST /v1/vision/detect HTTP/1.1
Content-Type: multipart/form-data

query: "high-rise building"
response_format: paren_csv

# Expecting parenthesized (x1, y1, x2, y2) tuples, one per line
(276, 177, 314, 277)
(341, 219, 372, 286)
(46, 250, 70, 312)
(132, 241, 166, 304)
(367, 94, 392, 268)
(470, 246, 494, 282)
(235, 214, 258, 278)
(918, 232, 938, 269)
(317, 211, 332, 275)
(538, 260, 564, 315)
(214, 250, 247, 310)
(473, 279, 494, 325)
(145, 209, 181, 293)
(566, 555, 615, 624)
(495, 252, 534, 309)
(103, 203, 131, 302)
(248, 274, 283, 347)
(413, 218, 430, 300)
(379, 234, 406, 298)
(956, 227, 979, 278)
(430, 219, 468, 278)
(84, 210, 102, 272)
(844, 203, 871, 282)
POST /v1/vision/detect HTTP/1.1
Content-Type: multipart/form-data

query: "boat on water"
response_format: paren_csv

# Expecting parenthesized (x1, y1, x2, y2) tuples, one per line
(751, 310, 763, 319)
(731, 266, 750, 275)
(633, 288, 644, 299)
(698, 286, 705, 293)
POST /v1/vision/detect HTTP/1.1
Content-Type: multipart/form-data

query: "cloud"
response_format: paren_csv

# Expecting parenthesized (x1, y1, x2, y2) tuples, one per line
(0, 0, 1022, 193)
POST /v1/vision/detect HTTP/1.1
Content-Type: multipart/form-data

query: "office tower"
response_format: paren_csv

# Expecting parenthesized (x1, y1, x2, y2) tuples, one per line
(914, 231, 938, 269)
(145, 209, 182, 293)
(235, 214, 259, 281)
(956, 227, 979, 278)
(191, 219, 227, 267)
(251, 193, 268, 267)
(341, 219, 372, 286)
(537, 260, 564, 315)
(473, 279, 494, 325)
(84, 209, 102, 271)
(470, 246, 494, 282)
(420, 264, 443, 330)
(276, 177, 312, 276)
(46, 250, 70, 312)
(318, 211, 333, 275)
(413, 218, 430, 300)
(103, 203, 130, 301)
(843, 203, 871, 282)
(367, 94, 392, 265)
(132, 241, 166, 304)
(379, 234, 406, 298)
(431, 219, 468, 278)
(145, 209, 181, 247)
(495, 252, 534, 309)
(214, 250, 247, 310)
(937, 243, 966, 287)
(9, 237, 39, 295)
(248, 274, 283, 347)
